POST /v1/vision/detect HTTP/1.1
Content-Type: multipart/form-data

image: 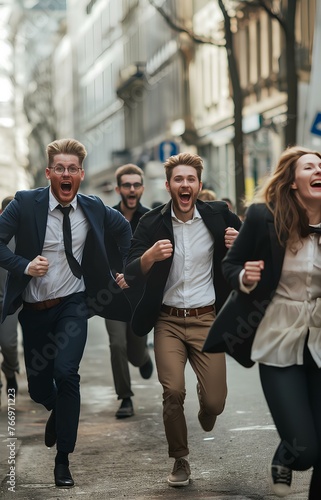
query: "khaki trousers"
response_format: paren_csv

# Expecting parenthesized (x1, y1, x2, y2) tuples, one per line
(154, 310, 227, 458)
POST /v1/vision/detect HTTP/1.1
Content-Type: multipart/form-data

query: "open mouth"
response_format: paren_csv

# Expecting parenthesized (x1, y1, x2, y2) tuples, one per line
(311, 180, 321, 188)
(179, 193, 191, 204)
(61, 182, 72, 193)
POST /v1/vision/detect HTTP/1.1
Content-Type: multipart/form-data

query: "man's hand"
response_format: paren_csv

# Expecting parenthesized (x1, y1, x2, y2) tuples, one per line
(242, 260, 264, 285)
(28, 255, 49, 277)
(147, 239, 173, 262)
(225, 227, 239, 248)
(115, 272, 129, 289)
(141, 239, 173, 275)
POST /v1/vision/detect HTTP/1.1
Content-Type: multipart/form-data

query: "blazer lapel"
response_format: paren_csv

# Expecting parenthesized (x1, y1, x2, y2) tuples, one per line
(34, 187, 50, 252)
(161, 201, 173, 236)
(268, 221, 285, 287)
(197, 202, 227, 244)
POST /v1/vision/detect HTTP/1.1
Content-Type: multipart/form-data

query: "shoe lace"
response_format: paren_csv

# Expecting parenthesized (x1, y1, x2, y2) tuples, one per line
(173, 459, 190, 475)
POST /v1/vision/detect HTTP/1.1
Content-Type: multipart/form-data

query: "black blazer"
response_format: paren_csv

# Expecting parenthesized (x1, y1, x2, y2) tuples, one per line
(125, 200, 242, 336)
(203, 203, 286, 367)
(0, 187, 132, 322)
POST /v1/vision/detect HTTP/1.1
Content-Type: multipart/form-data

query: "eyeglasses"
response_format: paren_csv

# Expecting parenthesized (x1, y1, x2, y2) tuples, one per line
(120, 182, 143, 190)
(49, 166, 82, 175)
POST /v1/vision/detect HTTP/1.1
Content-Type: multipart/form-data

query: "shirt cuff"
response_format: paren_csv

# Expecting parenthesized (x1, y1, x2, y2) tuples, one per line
(239, 269, 258, 294)
(24, 263, 31, 275)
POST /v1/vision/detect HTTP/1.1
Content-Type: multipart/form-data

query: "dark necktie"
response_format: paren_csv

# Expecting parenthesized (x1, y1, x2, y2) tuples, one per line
(309, 226, 321, 235)
(57, 205, 82, 279)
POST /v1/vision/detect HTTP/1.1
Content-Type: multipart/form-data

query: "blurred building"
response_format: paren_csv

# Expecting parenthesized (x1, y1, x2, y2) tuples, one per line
(0, 2, 31, 200)
(54, 0, 317, 207)
(3, 0, 319, 207)
(58, 0, 195, 206)
(192, 0, 317, 201)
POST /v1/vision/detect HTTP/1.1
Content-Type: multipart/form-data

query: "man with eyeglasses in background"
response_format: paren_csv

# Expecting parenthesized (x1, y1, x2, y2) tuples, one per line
(105, 164, 153, 419)
(0, 138, 132, 488)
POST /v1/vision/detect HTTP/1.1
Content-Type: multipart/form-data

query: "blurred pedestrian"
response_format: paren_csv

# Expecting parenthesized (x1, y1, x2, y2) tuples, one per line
(105, 164, 153, 419)
(198, 188, 217, 201)
(125, 152, 241, 487)
(221, 197, 234, 211)
(0, 138, 132, 488)
(0, 196, 20, 399)
(203, 146, 321, 499)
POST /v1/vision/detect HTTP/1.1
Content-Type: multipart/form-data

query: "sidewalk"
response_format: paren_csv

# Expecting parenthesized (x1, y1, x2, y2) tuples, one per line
(0, 316, 311, 500)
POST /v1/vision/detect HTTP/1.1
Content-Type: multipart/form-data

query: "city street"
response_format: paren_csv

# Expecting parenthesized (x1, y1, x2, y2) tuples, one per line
(0, 315, 311, 500)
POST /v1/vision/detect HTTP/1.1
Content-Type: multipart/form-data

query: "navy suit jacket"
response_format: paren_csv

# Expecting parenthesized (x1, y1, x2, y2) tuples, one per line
(125, 200, 242, 336)
(203, 203, 286, 367)
(0, 187, 132, 322)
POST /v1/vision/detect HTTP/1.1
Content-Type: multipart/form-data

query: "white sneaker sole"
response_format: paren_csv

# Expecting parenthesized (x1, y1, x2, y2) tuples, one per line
(167, 477, 190, 487)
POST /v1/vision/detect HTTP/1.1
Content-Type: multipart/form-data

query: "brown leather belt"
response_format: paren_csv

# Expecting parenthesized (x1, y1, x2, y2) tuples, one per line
(23, 297, 65, 311)
(161, 304, 215, 318)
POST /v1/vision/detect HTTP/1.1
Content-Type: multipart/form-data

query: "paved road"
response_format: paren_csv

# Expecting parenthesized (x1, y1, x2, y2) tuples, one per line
(0, 315, 311, 499)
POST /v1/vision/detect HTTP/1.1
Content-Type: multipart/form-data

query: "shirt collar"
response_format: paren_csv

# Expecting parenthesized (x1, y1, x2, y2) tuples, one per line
(49, 189, 78, 212)
(171, 204, 202, 223)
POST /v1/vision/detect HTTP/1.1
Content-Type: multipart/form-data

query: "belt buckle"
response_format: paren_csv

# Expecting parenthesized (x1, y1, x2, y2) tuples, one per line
(183, 308, 190, 318)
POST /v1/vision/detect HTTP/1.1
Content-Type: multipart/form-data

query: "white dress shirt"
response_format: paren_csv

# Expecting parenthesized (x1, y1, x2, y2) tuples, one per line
(251, 231, 321, 367)
(162, 206, 215, 308)
(23, 190, 89, 302)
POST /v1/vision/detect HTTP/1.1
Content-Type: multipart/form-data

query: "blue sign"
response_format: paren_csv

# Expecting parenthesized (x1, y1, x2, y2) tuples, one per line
(310, 112, 321, 137)
(159, 141, 179, 162)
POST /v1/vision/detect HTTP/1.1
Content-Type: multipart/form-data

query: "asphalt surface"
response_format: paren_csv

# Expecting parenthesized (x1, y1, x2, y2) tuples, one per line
(0, 316, 311, 499)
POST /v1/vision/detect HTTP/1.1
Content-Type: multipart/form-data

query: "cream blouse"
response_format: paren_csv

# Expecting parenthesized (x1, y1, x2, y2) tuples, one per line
(251, 231, 321, 367)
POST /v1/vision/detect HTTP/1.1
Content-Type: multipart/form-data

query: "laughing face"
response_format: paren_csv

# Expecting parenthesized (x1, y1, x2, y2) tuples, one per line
(166, 165, 202, 222)
(115, 173, 144, 211)
(291, 154, 321, 208)
(46, 154, 85, 206)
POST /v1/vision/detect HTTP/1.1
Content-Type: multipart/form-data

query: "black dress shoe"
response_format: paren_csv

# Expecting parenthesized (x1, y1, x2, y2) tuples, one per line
(54, 464, 74, 487)
(45, 409, 57, 448)
(139, 357, 153, 379)
(115, 398, 134, 419)
(6, 375, 18, 395)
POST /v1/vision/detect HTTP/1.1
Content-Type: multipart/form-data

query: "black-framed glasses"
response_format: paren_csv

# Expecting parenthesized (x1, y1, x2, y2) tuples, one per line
(120, 182, 143, 189)
(49, 166, 82, 175)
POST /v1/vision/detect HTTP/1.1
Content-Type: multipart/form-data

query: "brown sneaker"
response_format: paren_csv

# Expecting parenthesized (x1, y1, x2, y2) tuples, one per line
(167, 458, 191, 487)
(197, 383, 216, 432)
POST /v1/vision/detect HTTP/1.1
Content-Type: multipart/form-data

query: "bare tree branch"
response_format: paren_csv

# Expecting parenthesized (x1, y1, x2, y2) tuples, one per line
(148, 0, 225, 47)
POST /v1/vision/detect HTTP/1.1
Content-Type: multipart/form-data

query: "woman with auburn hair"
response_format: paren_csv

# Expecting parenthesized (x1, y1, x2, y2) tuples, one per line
(204, 146, 321, 499)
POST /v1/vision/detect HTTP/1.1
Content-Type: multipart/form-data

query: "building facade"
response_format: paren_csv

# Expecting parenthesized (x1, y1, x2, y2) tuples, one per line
(54, 0, 318, 207)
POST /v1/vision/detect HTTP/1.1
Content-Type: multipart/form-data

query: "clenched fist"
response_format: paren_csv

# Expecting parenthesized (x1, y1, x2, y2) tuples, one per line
(28, 255, 49, 277)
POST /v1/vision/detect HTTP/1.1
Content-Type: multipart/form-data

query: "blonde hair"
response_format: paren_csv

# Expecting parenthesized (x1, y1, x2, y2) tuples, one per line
(198, 189, 217, 201)
(115, 164, 144, 186)
(164, 153, 203, 182)
(46, 139, 87, 168)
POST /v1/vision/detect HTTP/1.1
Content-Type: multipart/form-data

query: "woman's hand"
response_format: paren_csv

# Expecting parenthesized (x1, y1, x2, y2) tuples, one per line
(242, 260, 264, 285)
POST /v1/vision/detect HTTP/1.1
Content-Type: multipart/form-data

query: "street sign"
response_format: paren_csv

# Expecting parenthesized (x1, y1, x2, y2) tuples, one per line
(310, 112, 321, 137)
(159, 140, 179, 162)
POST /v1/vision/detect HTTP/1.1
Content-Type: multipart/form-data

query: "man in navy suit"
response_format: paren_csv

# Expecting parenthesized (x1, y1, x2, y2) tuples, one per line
(0, 138, 132, 487)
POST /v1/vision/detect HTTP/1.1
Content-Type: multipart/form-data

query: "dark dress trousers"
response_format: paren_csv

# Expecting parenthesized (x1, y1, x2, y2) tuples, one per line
(125, 200, 242, 337)
(203, 203, 286, 367)
(0, 187, 132, 453)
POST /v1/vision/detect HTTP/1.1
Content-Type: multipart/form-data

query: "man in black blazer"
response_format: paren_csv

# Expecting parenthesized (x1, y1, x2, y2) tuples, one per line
(0, 138, 132, 488)
(125, 152, 241, 487)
